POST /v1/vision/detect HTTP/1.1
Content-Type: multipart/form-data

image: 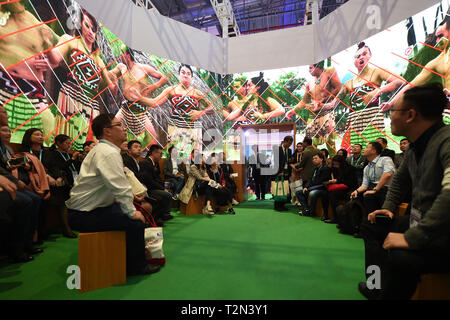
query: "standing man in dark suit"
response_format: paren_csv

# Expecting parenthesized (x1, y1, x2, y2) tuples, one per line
(273, 136, 293, 211)
(122, 140, 142, 175)
(138, 145, 173, 222)
(376, 137, 396, 162)
(295, 137, 320, 186)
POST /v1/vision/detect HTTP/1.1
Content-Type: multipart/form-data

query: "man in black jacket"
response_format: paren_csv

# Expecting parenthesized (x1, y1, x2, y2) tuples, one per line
(295, 152, 331, 216)
(358, 83, 450, 300)
(138, 144, 173, 221)
(376, 137, 395, 162)
(122, 140, 142, 175)
(273, 136, 293, 211)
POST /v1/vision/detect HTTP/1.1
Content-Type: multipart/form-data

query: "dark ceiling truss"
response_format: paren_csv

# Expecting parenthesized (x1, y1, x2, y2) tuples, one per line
(131, 0, 349, 36)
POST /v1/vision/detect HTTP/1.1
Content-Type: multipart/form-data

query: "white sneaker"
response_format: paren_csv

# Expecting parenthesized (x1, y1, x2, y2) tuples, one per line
(206, 204, 214, 214)
(232, 199, 239, 205)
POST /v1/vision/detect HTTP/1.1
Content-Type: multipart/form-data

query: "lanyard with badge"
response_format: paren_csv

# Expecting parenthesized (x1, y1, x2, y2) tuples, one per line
(30, 149, 42, 162)
(351, 155, 362, 167)
(369, 158, 380, 183)
(58, 151, 78, 181)
(312, 165, 323, 181)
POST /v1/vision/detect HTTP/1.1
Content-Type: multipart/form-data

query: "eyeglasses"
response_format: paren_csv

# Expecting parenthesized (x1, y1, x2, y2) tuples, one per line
(391, 108, 410, 112)
(107, 123, 123, 128)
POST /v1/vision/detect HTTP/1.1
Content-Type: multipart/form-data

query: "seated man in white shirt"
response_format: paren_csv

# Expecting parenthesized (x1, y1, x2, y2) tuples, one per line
(66, 114, 160, 276)
(350, 141, 395, 235)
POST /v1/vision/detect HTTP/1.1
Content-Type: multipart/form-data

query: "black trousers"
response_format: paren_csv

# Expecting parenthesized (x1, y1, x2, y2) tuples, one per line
(254, 173, 267, 199)
(196, 181, 232, 206)
(360, 215, 450, 299)
(328, 189, 351, 218)
(148, 189, 172, 218)
(363, 184, 388, 215)
(68, 203, 146, 275)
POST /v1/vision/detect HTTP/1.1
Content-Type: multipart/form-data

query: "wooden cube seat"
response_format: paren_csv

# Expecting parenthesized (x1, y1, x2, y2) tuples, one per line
(180, 195, 229, 215)
(78, 231, 126, 293)
(411, 273, 450, 300)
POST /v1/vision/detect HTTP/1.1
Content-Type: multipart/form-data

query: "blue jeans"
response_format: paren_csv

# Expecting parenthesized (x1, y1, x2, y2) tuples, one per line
(14, 190, 41, 249)
(295, 188, 329, 217)
(168, 176, 185, 195)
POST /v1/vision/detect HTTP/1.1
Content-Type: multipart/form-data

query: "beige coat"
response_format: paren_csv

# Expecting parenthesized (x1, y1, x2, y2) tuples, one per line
(178, 164, 209, 204)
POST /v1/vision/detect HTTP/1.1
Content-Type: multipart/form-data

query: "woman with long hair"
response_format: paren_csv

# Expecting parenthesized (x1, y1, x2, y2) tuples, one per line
(323, 155, 358, 223)
(178, 153, 213, 215)
(46, 8, 125, 150)
(240, 73, 285, 125)
(207, 153, 236, 214)
(20, 128, 52, 243)
(138, 64, 214, 155)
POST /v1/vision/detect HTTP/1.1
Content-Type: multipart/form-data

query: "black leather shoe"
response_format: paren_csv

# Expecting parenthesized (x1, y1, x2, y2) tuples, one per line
(161, 214, 174, 221)
(127, 263, 161, 276)
(325, 219, 336, 224)
(12, 253, 34, 263)
(228, 208, 236, 215)
(26, 247, 44, 255)
(358, 282, 381, 300)
(321, 216, 327, 221)
(63, 231, 78, 239)
(143, 264, 161, 274)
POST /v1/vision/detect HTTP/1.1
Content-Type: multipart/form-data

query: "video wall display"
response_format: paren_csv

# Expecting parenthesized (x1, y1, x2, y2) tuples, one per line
(1, 0, 449, 159)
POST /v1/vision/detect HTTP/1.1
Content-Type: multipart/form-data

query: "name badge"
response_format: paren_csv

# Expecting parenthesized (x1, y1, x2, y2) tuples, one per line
(410, 207, 422, 228)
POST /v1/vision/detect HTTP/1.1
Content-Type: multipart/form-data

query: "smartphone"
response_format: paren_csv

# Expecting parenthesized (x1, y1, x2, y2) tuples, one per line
(7, 155, 28, 167)
(375, 215, 392, 225)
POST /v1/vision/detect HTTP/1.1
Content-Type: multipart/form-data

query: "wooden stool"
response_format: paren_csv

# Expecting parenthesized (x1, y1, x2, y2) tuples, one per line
(397, 203, 409, 216)
(308, 197, 334, 219)
(78, 231, 126, 293)
(411, 273, 450, 300)
(180, 195, 206, 215)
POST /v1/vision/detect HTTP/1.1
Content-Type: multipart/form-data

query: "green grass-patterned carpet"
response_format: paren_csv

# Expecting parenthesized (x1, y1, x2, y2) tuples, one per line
(0, 198, 365, 300)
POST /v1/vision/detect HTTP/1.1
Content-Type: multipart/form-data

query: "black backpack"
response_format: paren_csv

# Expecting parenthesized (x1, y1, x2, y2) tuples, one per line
(336, 199, 365, 234)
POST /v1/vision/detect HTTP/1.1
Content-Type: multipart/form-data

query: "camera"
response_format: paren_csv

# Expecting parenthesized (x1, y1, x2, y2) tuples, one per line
(7, 155, 29, 167)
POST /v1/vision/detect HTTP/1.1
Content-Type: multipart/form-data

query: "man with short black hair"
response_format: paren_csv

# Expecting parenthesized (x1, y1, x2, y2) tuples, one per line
(394, 138, 409, 169)
(296, 152, 331, 217)
(358, 83, 450, 300)
(376, 137, 395, 162)
(139, 144, 174, 221)
(350, 142, 395, 216)
(66, 114, 160, 276)
(347, 143, 367, 185)
(123, 140, 142, 175)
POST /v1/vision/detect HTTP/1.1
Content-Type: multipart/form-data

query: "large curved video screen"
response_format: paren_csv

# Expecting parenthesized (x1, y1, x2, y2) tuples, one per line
(1, 0, 449, 160)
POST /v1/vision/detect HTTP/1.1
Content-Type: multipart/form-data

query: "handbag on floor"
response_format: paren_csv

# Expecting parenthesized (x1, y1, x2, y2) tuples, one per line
(135, 202, 166, 266)
(272, 177, 289, 202)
